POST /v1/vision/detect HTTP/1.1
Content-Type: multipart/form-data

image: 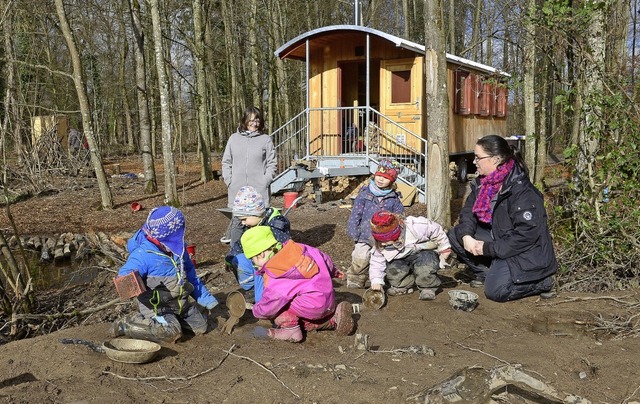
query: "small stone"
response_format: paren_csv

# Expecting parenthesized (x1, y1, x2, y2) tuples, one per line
(338, 345, 344, 354)
(335, 364, 346, 371)
(578, 371, 588, 380)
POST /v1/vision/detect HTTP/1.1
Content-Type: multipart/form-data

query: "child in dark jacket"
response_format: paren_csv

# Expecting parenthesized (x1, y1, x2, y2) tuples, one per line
(111, 206, 218, 343)
(226, 186, 290, 302)
(346, 159, 404, 288)
(241, 226, 355, 343)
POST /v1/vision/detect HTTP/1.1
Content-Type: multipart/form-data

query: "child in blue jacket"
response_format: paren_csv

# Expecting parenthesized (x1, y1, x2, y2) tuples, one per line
(346, 159, 404, 288)
(226, 186, 291, 302)
(111, 206, 218, 343)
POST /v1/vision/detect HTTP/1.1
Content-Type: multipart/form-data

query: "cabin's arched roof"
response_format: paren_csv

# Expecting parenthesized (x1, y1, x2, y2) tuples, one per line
(275, 25, 509, 77)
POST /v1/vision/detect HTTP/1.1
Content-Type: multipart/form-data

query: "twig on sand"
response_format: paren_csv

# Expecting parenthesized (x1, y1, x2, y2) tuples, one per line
(221, 346, 300, 399)
(103, 344, 235, 382)
(11, 298, 122, 321)
(541, 295, 637, 306)
(454, 342, 511, 365)
(622, 383, 640, 404)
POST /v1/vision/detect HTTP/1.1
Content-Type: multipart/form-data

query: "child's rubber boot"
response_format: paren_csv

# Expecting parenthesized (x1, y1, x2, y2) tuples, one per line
(267, 325, 303, 343)
(332, 301, 356, 336)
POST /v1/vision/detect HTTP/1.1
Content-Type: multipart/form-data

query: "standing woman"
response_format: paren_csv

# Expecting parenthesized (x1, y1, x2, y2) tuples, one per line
(448, 135, 556, 302)
(221, 106, 277, 245)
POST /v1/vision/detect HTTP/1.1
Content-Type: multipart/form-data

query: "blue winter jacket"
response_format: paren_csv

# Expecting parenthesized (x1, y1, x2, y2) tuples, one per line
(119, 230, 218, 315)
(347, 183, 404, 245)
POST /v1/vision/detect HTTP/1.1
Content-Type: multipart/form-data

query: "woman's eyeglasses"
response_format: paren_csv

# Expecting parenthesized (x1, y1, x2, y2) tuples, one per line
(247, 118, 260, 124)
(473, 155, 491, 162)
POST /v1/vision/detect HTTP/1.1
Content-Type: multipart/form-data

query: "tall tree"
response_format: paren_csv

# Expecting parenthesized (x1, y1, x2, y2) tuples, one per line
(523, 0, 539, 182)
(149, 0, 178, 204)
(54, 0, 113, 210)
(575, 0, 609, 222)
(128, 0, 157, 193)
(424, 0, 451, 225)
(192, 0, 213, 182)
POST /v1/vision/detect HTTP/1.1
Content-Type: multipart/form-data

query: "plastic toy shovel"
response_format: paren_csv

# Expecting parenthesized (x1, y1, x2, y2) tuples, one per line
(222, 291, 246, 335)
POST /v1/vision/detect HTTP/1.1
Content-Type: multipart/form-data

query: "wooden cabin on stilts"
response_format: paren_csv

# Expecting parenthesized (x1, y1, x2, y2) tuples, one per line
(269, 22, 510, 204)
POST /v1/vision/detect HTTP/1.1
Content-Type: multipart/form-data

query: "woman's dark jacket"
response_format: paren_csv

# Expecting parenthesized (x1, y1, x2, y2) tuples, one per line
(453, 164, 557, 283)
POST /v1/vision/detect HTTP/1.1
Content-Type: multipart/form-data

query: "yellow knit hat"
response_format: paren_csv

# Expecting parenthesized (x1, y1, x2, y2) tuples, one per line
(241, 226, 278, 258)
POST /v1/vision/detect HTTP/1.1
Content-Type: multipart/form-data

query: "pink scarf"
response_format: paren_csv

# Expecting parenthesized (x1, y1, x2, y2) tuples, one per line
(472, 159, 515, 224)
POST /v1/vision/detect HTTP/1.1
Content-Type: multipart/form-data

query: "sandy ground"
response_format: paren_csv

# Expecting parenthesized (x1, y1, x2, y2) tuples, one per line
(0, 155, 639, 403)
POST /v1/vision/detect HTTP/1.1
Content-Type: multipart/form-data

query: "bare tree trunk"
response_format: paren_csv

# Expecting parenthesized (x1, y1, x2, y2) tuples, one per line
(448, 0, 455, 53)
(424, 0, 451, 225)
(221, 0, 241, 116)
(471, 0, 482, 61)
(273, 0, 291, 126)
(149, 0, 178, 204)
(192, 0, 213, 182)
(248, 0, 261, 108)
(576, 0, 608, 223)
(402, 0, 410, 38)
(128, 0, 157, 193)
(2, 6, 16, 180)
(54, 0, 113, 210)
(117, 24, 135, 153)
(523, 0, 537, 180)
(204, 14, 224, 151)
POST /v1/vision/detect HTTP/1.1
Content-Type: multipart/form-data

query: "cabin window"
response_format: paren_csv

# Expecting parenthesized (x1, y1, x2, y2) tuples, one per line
(391, 70, 411, 104)
(495, 84, 508, 117)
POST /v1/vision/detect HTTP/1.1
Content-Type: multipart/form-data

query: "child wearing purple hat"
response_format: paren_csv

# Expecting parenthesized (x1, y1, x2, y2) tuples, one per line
(111, 206, 218, 343)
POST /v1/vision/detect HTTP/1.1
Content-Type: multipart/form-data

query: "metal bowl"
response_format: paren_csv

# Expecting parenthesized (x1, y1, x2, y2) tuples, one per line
(102, 338, 161, 364)
(362, 288, 386, 310)
(448, 290, 479, 312)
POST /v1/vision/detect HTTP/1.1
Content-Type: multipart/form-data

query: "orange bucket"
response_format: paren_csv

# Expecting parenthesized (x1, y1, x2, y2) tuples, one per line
(283, 192, 299, 209)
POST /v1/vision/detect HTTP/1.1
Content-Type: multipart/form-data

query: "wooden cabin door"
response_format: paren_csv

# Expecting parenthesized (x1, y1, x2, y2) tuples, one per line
(379, 57, 424, 153)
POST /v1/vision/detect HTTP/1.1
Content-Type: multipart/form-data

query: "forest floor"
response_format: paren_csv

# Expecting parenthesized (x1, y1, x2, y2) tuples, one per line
(0, 154, 639, 403)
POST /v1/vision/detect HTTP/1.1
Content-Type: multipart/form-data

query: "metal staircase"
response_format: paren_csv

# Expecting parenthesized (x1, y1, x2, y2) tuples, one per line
(270, 106, 428, 203)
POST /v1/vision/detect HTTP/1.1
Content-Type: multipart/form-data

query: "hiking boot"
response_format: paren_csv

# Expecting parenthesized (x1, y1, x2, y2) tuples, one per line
(386, 286, 414, 296)
(418, 288, 437, 301)
(110, 319, 125, 338)
(332, 301, 356, 336)
(470, 280, 485, 288)
(267, 325, 303, 342)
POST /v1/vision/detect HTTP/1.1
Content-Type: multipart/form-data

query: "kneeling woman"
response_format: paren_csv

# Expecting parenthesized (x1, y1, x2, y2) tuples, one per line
(448, 135, 556, 302)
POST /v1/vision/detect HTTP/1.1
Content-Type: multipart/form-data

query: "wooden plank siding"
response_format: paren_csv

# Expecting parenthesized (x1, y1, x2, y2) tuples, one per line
(302, 29, 507, 157)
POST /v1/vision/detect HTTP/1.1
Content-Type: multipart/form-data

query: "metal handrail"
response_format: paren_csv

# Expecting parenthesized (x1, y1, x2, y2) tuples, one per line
(270, 106, 428, 199)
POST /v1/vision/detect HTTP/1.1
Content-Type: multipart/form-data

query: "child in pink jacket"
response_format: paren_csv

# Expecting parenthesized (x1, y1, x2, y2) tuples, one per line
(369, 211, 451, 301)
(240, 226, 356, 342)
